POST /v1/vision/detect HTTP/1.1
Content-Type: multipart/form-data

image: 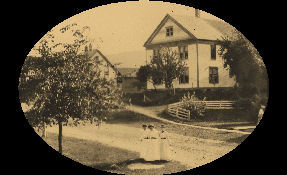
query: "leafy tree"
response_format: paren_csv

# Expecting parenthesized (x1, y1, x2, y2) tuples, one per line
(218, 33, 268, 121)
(19, 24, 123, 153)
(148, 47, 186, 92)
(136, 65, 150, 84)
(136, 65, 161, 92)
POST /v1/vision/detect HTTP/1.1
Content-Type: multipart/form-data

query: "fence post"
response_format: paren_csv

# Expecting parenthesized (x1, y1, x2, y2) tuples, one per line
(188, 110, 191, 120)
(167, 105, 169, 113)
(176, 108, 179, 118)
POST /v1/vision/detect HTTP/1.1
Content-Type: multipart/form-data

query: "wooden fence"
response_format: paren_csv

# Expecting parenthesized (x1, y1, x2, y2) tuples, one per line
(167, 100, 236, 120)
(167, 103, 190, 120)
(203, 101, 235, 109)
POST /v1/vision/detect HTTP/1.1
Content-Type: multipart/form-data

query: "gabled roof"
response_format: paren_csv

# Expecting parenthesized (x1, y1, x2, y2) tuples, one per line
(27, 50, 121, 75)
(118, 68, 139, 78)
(87, 49, 120, 75)
(144, 14, 197, 47)
(202, 18, 237, 39)
(144, 14, 234, 47)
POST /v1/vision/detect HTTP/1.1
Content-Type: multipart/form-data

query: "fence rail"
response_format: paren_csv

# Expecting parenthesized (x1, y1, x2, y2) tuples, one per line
(167, 100, 236, 120)
(167, 105, 190, 120)
(203, 101, 235, 109)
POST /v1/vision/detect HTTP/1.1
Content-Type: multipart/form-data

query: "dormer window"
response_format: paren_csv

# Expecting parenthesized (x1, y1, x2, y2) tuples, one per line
(166, 26, 173, 37)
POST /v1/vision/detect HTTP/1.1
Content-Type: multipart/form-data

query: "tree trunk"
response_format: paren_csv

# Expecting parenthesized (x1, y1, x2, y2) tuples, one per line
(58, 121, 62, 154)
(153, 84, 157, 93)
(41, 122, 46, 138)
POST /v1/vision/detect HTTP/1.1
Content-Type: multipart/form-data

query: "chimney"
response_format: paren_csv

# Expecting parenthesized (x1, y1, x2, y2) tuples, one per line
(195, 9, 200, 18)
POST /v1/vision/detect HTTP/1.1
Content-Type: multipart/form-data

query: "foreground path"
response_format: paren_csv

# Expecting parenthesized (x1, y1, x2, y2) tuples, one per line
(46, 123, 238, 169)
(126, 105, 252, 135)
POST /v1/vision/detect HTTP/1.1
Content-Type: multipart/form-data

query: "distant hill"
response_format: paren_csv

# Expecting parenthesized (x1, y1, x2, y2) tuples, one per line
(106, 50, 146, 68)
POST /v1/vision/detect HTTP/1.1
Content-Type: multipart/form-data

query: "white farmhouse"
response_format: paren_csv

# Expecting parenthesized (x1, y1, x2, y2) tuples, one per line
(144, 11, 236, 90)
(86, 48, 120, 83)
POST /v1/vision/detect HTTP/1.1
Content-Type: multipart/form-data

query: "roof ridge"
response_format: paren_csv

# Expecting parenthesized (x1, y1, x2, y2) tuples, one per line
(169, 14, 225, 37)
(89, 49, 120, 74)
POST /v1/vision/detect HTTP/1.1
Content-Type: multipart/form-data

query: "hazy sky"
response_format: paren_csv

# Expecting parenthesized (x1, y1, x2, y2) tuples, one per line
(29, 1, 222, 57)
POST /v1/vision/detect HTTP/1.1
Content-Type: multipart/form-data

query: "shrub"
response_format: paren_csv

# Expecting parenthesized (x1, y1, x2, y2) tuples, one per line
(234, 97, 262, 122)
(234, 98, 252, 109)
(180, 92, 206, 119)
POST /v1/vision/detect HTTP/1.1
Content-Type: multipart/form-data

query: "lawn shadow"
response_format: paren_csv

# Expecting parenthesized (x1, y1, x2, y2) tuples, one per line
(226, 135, 249, 143)
(92, 158, 169, 171)
(215, 123, 255, 129)
(106, 110, 159, 125)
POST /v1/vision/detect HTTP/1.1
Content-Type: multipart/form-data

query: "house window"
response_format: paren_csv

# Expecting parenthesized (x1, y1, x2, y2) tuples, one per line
(179, 46, 188, 59)
(153, 49, 160, 59)
(209, 67, 219, 84)
(117, 77, 123, 83)
(104, 70, 109, 76)
(179, 67, 189, 84)
(166, 26, 173, 37)
(104, 64, 109, 76)
(211, 44, 216, 60)
(95, 56, 99, 62)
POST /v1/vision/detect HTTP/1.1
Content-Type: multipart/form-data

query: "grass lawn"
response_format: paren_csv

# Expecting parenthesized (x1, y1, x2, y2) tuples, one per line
(44, 132, 188, 175)
(106, 110, 250, 144)
(158, 110, 256, 134)
(106, 110, 161, 126)
(158, 110, 255, 127)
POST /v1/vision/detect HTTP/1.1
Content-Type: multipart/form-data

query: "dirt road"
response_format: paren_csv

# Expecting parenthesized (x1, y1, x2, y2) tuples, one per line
(46, 122, 238, 169)
(126, 105, 252, 135)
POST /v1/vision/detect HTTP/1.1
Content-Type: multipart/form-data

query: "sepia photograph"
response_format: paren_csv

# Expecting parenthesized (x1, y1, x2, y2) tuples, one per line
(18, 1, 269, 174)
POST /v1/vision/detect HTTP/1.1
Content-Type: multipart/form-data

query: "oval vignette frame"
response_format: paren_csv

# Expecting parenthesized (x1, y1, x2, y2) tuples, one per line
(18, 1, 269, 175)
